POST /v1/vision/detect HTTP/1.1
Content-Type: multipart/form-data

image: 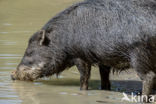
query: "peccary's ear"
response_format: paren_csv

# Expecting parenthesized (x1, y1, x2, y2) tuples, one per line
(39, 30, 50, 46)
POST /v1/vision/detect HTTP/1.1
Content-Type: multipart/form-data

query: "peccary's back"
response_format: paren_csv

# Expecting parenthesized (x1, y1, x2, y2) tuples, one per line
(42, 0, 156, 64)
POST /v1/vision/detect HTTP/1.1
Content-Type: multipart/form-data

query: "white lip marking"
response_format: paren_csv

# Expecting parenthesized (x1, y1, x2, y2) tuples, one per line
(38, 62, 44, 67)
(30, 62, 44, 70)
(31, 67, 36, 70)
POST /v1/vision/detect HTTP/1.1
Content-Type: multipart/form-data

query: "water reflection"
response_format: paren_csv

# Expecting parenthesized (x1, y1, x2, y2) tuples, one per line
(0, 72, 22, 104)
(11, 79, 123, 104)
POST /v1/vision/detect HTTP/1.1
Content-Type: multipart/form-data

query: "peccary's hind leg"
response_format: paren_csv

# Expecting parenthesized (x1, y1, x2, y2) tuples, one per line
(140, 71, 155, 102)
(142, 72, 155, 95)
(130, 49, 156, 102)
(99, 65, 111, 90)
(75, 59, 91, 90)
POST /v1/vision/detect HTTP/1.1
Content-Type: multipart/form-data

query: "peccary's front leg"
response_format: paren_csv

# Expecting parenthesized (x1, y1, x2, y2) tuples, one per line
(99, 65, 111, 90)
(130, 48, 156, 102)
(75, 59, 91, 90)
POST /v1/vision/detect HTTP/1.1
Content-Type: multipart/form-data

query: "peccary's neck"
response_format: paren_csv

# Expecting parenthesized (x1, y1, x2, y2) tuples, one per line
(43, 47, 69, 77)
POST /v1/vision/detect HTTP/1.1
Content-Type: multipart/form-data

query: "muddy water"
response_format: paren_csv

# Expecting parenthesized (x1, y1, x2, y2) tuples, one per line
(0, 0, 155, 104)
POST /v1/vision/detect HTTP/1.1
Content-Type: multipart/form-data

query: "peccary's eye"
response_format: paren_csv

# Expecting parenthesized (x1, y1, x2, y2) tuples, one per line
(26, 51, 33, 56)
(29, 51, 33, 55)
(28, 61, 33, 65)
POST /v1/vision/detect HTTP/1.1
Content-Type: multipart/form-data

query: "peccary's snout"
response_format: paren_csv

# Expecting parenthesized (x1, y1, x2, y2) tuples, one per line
(10, 65, 30, 81)
(11, 64, 43, 81)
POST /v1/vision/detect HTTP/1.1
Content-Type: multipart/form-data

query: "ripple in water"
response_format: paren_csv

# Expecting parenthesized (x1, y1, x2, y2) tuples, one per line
(0, 54, 22, 59)
(3, 23, 13, 26)
(0, 31, 33, 34)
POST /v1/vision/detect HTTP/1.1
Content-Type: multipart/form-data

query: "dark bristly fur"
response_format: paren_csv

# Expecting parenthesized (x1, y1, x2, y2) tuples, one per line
(11, 0, 156, 102)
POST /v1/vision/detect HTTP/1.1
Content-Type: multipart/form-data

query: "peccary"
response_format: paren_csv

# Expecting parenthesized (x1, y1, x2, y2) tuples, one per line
(11, 0, 156, 101)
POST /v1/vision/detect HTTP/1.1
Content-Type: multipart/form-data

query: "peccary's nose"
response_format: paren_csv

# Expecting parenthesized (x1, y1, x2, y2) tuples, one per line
(11, 71, 16, 80)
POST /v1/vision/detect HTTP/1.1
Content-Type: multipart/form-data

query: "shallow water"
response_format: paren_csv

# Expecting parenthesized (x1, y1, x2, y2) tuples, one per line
(0, 0, 155, 104)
